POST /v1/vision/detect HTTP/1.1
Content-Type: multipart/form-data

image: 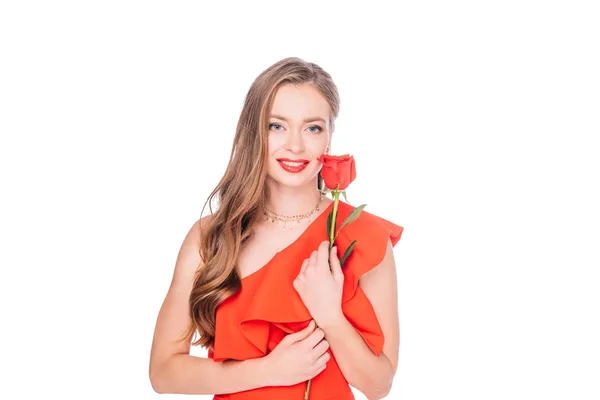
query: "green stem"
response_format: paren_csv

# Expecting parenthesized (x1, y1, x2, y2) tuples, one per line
(304, 378, 312, 400)
(305, 188, 340, 400)
(329, 189, 340, 247)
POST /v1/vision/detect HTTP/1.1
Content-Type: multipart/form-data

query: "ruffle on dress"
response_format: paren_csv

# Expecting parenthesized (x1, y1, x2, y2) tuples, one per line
(209, 200, 404, 363)
(336, 205, 403, 356)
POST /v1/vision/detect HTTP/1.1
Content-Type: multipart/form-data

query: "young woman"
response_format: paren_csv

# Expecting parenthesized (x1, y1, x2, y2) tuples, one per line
(149, 57, 404, 399)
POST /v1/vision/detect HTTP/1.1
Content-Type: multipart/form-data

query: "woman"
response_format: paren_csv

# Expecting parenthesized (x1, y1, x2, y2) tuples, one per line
(149, 57, 404, 399)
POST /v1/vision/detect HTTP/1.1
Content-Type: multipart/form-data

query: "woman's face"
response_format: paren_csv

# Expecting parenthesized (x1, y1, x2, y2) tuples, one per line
(266, 83, 331, 189)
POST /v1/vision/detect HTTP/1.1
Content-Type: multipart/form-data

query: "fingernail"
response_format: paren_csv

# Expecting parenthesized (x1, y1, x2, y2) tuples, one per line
(333, 246, 337, 252)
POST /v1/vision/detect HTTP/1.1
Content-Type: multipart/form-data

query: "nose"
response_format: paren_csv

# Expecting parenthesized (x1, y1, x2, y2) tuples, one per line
(284, 129, 305, 153)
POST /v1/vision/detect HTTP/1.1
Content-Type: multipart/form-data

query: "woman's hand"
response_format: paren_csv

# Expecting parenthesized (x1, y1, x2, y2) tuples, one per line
(293, 241, 345, 329)
(262, 320, 331, 386)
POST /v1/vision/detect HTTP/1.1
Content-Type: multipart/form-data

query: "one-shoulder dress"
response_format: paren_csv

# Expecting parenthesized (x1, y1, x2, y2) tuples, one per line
(208, 199, 404, 399)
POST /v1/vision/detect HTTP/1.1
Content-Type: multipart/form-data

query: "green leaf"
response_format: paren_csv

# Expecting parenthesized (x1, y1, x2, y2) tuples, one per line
(340, 240, 357, 266)
(341, 190, 349, 203)
(338, 204, 367, 232)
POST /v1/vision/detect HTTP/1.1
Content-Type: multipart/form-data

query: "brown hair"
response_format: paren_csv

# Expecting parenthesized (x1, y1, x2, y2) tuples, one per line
(180, 57, 341, 350)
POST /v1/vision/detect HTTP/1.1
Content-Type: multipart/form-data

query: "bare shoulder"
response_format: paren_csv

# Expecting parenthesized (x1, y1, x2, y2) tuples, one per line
(172, 215, 212, 283)
(186, 215, 212, 248)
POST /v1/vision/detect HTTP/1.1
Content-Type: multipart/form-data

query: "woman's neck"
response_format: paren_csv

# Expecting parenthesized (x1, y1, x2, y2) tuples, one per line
(265, 189, 326, 217)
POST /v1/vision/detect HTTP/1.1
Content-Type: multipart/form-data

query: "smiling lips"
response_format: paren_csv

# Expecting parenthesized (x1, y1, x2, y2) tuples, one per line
(277, 158, 309, 173)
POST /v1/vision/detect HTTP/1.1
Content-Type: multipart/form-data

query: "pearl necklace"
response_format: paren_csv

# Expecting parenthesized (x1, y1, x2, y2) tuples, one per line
(263, 192, 326, 231)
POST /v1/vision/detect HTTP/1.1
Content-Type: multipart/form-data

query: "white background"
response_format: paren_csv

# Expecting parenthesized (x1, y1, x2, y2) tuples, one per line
(1, 1, 598, 399)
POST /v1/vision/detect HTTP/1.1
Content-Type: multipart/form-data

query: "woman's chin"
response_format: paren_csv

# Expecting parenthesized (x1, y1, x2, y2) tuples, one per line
(267, 173, 316, 188)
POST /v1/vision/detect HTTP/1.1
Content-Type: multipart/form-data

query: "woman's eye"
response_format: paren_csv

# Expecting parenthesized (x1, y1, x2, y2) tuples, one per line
(269, 123, 322, 133)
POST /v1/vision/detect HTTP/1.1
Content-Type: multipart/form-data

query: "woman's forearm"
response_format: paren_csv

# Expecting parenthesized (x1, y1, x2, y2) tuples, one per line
(150, 353, 270, 395)
(320, 314, 393, 399)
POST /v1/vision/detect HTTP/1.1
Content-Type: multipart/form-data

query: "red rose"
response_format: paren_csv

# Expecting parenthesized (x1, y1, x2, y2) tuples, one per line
(306, 153, 362, 400)
(317, 154, 357, 190)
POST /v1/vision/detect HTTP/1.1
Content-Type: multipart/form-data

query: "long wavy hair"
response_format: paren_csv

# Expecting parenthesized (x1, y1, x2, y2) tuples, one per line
(180, 57, 341, 350)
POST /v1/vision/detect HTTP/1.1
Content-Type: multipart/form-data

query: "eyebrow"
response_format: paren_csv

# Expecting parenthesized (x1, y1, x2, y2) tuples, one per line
(270, 114, 327, 124)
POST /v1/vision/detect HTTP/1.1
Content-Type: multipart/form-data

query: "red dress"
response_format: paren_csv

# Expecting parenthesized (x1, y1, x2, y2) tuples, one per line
(208, 199, 404, 399)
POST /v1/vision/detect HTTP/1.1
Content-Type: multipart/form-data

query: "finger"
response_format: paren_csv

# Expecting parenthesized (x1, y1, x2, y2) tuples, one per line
(312, 363, 327, 377)
(307, 250, 318, 269)
(329, 246, 343, 280)
(286, 320, 316, 344)
(299, 258, 309, 275)
(318, 241, 329, 268)
(312, 338, 330, 356)
(313, 350, 331, 367)
(302, 327, 325, 349)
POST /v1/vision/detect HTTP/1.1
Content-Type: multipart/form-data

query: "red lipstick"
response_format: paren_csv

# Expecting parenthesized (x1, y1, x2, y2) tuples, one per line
(277, 158, 309, 173)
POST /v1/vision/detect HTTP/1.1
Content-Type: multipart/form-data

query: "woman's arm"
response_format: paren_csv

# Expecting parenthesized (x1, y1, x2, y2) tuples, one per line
(320, 238, 399, 399)
(151, 353, 270, 394)
(149, 218, 271, 394)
